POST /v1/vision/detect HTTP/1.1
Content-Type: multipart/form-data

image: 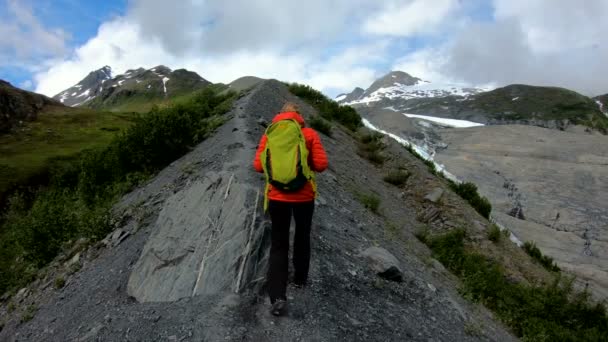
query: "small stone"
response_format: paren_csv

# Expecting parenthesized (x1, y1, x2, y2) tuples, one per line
(424, 188, 444, 203)
(427, 283, 437, 292)
(257, 118, 267, 127)
(66, 252, 81, 267)
(431, 259, 446, 273)
(360, 247, 404, 282)
(104, 314, 111, 323)
(315, 195, 327, 206)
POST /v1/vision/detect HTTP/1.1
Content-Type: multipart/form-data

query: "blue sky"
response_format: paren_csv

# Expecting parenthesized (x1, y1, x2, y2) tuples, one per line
(1, 0, 607, 97)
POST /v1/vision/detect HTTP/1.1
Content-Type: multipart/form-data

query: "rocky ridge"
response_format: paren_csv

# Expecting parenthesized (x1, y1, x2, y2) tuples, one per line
(0, 80, 519, 341)
(53, 66, 211, 109)
(0, 80, 60, 133)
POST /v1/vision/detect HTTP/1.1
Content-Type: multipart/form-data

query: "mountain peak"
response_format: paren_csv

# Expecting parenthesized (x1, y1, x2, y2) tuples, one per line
(53, 65, 211, 109)
(365, 71, 422, 96)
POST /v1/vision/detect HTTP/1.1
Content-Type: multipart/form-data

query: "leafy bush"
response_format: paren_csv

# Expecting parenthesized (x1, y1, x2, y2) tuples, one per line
(287, 83, 362, 131)
(421, 229, 608, 341)
(357, 132, 386, 166)
(383, 170, 411, 187)
(54, 276, 66, 289)
(0, 88, 236, 296)
(309, 115, 332, 136)
(355, 192, 381, 214)
(523, 241, 560, 272)
(487, 224, 502, 243)
(448, 181, 492, 219)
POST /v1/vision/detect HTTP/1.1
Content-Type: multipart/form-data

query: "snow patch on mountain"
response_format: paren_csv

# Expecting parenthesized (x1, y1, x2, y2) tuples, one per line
(402, 114, 485, 128)
(335, 94, 347, 102)
(346, 80, 489, 105)
(596, 100, 607, 116)
(162, 77, 170, 95)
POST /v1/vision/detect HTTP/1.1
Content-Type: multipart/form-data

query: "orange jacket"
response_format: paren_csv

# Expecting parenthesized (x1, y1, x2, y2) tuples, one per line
(253, 112, 328, 202)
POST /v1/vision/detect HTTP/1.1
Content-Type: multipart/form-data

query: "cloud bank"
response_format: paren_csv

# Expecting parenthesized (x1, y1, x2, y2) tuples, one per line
(2, 0, 605, 97)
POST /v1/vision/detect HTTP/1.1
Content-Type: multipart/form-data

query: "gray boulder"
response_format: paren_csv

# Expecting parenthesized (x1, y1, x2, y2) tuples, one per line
(360, 246, 404, 282)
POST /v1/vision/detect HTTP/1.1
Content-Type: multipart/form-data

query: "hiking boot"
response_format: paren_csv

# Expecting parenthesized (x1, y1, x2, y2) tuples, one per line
(270, 299, 287, 316)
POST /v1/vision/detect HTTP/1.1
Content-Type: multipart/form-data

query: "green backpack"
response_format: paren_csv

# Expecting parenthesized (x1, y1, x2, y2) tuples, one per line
(260, 119, 316, 210)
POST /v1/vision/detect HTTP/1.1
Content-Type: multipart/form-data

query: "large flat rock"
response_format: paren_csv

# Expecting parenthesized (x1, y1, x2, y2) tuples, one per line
(127, 172, 263, 302)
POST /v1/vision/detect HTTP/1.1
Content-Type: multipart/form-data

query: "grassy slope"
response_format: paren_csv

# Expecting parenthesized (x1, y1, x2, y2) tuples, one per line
(0, 106, 137, 200)
(408, 85, 608, 132)
(85, 84, 228, 113)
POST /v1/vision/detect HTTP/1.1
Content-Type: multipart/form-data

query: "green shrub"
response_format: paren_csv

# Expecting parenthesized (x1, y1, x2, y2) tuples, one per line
(383, 170, 411, 187)
(309, 115, 332, 136)
(357, 132, 386, 166)
(487, 224, 502, 243)
(0, 88, 236, 296)
(21, 304, 37, 323)
(356, 192, 381, 214)
(448, 181, 492, 219)
(54, 276, 66, 289)
(287, 83, 362, 131)
(523, 242, 560, 272)
(421, 229, 608, 341)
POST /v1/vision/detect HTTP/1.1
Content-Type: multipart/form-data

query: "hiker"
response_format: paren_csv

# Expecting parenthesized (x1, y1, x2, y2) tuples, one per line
(253, 102, 328, 316)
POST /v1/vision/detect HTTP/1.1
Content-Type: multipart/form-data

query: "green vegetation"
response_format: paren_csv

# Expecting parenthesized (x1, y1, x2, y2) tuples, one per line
(523, 241, 560, 272)
(355, 192, 381, 214)
(410, 84, 608, 133)
(447, 181, 492, 219)
(309, 115, 332, 137)
(487, 224, 503, 243)
(420, 229, 608, 341)
(20, 304, 37, 323)
(472, 85, 608, 132)
(383, 170, 410, 187)
(54, 276, 66, 289)
(357, 132, 386, 166)
(287, 83, 362, 131)
(85, 71, 216, 113)
(0, 87, 237, 296)
(0, 108, 138, 204)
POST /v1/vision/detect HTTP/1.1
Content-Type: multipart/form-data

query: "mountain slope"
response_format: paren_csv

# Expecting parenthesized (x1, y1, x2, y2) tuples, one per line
(337, 71, 486, 105)
(404, 84, 608, 131)
(595, 93, 608, 114)
(53, 66, 211, 111)
(344, 71, 608, 132)
(1, 80, 520, 341)
(0, 80, 60, 133)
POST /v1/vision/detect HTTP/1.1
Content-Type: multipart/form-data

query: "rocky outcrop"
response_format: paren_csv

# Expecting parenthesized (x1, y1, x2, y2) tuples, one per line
(360, 247, 404, 282)
(336, 87, 365, 103)
(127, 172, 265, 302)
(0, 80, 59, 133)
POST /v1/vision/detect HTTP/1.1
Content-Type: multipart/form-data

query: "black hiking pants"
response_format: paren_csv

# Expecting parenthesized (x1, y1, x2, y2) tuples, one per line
(266, 200, 315, 303)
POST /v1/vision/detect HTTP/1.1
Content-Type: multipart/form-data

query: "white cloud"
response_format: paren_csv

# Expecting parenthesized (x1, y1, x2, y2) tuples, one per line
(0, 0, 69, 64)
(29, 0, 608, 98)
(364, 0, 458, 36)
(435, 0, 608, 95)
(33, 15, 387, 97)
(19, 80, 33, 89)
